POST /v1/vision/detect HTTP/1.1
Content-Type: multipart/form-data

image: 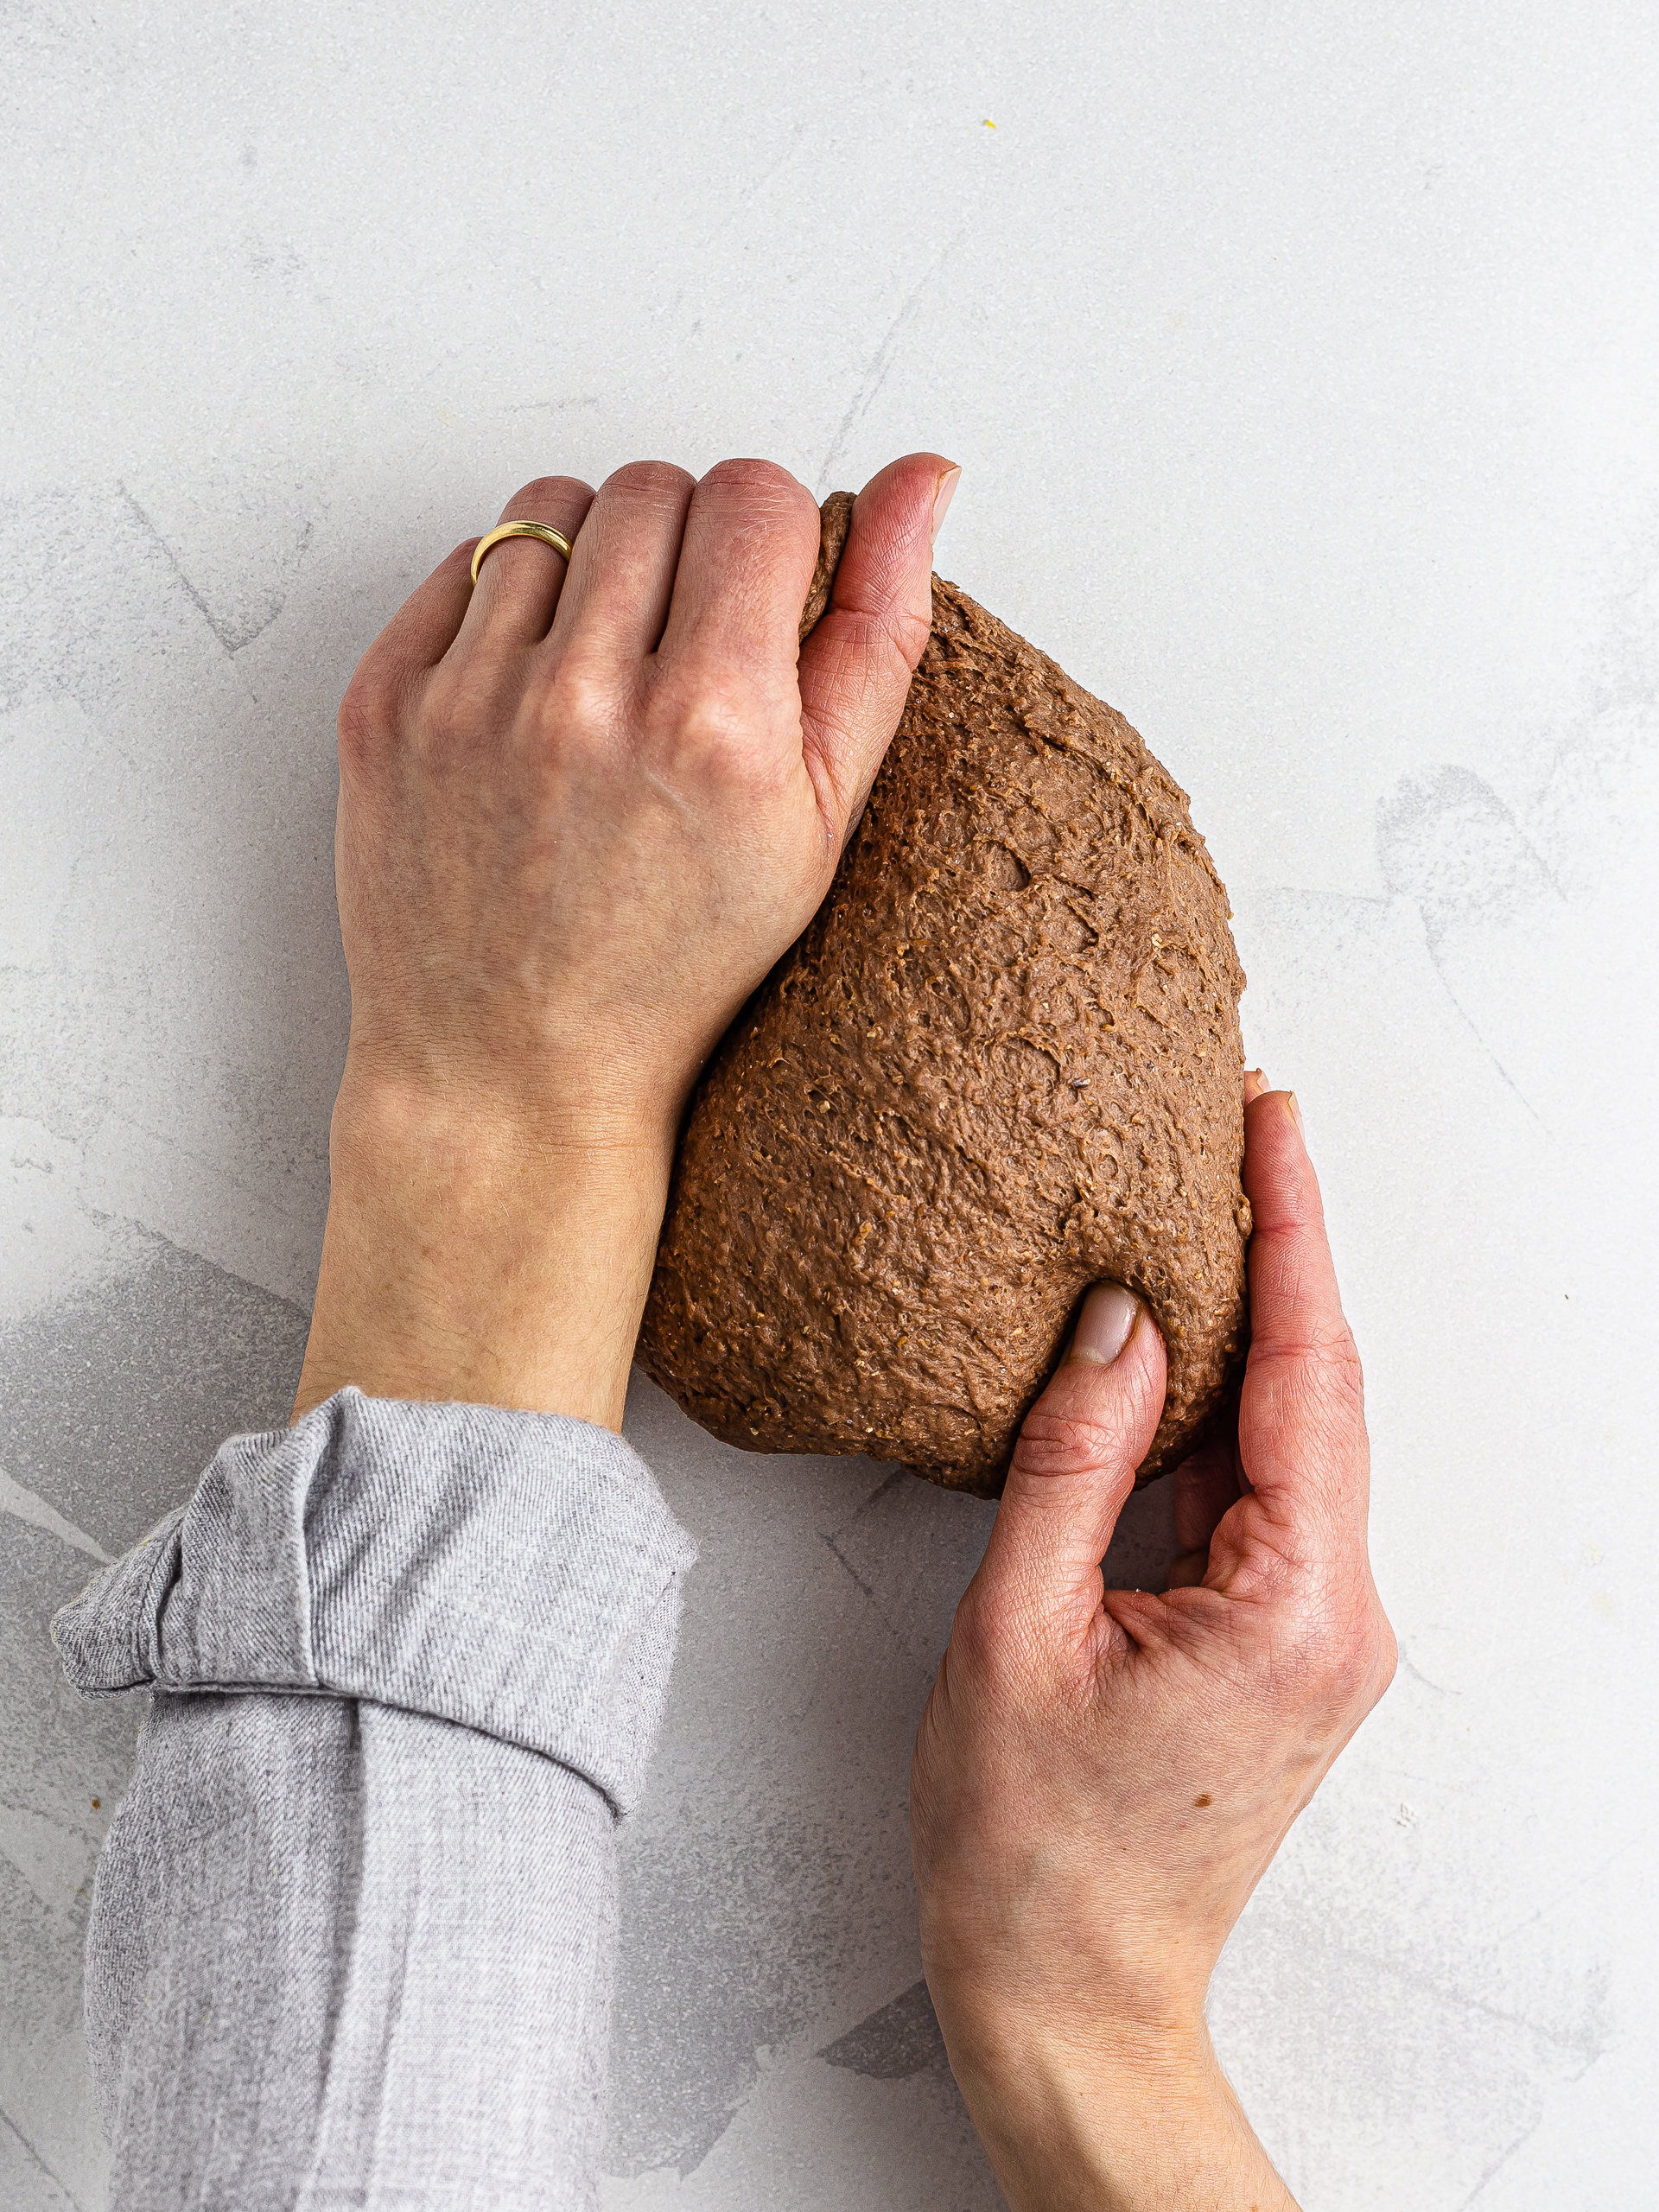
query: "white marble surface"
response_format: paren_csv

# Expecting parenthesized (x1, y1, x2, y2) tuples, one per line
(4, 3, 1657, 2204)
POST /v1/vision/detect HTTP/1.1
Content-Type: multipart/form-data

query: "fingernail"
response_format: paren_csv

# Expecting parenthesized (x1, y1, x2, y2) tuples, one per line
(1244, 1067, 1269, 1103)
(931, 465, 961, 543)
(1283, 1090, 1305, 1137)
(1065, 1282, 1141, 1366)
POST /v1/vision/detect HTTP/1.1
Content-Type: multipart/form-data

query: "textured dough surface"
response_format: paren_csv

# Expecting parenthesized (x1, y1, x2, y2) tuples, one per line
(639, 573, 1249, 1496)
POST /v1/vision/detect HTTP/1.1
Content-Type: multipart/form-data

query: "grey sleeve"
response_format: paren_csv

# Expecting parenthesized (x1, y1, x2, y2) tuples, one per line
(50, 1387, 696, 2212)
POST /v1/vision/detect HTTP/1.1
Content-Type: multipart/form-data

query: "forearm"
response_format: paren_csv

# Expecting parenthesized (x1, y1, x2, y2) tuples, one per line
(86, 1693, 621, 2211)
(55, 1389, 695, 2210)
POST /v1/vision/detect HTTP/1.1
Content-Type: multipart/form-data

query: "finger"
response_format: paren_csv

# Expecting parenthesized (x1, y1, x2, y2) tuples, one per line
(654, 458, 820, 690)
(548, 459, 696, 664)
(1236, 1089, 1370, 1545)
(349, 541, 480, 711)
(978, 1285, 1167, 1632)
(798, 452, 957, 839)
(452, 475, 595, 654)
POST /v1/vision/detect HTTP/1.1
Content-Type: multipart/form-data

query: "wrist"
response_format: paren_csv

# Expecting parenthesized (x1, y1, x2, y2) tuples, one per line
(293, 1065, 675, 1428)
(937, 2005, 1295, 2212)
(335, 1055, 678, 1177)
(331, 1032, 684, 1160)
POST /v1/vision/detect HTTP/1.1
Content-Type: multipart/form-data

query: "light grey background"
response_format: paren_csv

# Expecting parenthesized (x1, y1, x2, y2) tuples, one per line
(3, 2, 1656, 2204)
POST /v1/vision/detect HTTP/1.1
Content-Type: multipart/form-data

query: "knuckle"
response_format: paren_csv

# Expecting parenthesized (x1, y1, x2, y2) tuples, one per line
(1319, 1325, 1366, 1401)
(699, 454, 810, 514)
(818, 603, 932, 695)
(1011, 1403, 1129, 1482)
(337, 660, 403, 771)
(1280, 1583, 1393, 1716)
(1325, 1624, 1380, 1710)
(948, 1584, 996, 1672)
(606, 457, 694, 508)
(1253, 1327, 1367, 1448)
(645, 661, 769, 770)
(947, 1576, 1029, 1692)
(542, 653, 618, 746)
(1264, 1320, 1363, 1389)
(1368, 1610, 1401, 1701)
(412, 659, 518, 760)
(406, 669, 465, 757)
(504, 474, 589, 518)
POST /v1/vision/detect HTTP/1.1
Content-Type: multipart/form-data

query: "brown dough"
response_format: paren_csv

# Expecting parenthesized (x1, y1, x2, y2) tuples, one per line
(638, 499, 1249, 1497)
(796, 489, 855, 641)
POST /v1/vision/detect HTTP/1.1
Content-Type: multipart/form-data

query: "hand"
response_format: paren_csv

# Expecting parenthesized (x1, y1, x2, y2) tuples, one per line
(294, 452, 959, 1426)
(910, 1078, 1396, 2210)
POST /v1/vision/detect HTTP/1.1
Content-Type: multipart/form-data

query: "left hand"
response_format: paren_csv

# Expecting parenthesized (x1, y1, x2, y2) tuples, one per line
(294, 451, 957, 1426)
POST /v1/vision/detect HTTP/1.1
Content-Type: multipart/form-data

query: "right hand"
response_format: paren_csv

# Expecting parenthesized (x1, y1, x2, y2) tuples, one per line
(910, 1079, 1395, 2209)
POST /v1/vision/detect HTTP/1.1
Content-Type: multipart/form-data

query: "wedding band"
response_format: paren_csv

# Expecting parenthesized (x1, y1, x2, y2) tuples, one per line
(470, 519, 575, 585)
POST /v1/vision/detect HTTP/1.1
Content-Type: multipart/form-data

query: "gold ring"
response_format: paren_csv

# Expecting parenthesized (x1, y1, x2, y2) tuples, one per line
(470, 519, 575, 586)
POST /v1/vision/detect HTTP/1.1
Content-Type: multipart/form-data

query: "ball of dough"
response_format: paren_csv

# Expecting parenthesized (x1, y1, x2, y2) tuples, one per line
(638, 551, 1249, 1497)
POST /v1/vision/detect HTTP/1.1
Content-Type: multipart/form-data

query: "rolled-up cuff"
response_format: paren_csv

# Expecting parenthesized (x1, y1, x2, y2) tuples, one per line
(52, 1388, 696, 1816)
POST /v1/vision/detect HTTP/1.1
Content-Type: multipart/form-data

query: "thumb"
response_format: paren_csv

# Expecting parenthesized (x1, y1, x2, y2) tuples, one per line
(982, 1286, 1169, 1619)
(796, 452, 958, 838)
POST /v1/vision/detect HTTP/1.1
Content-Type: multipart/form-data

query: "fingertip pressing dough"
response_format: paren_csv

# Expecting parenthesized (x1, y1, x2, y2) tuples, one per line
(639, 501, 1249, 1497)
